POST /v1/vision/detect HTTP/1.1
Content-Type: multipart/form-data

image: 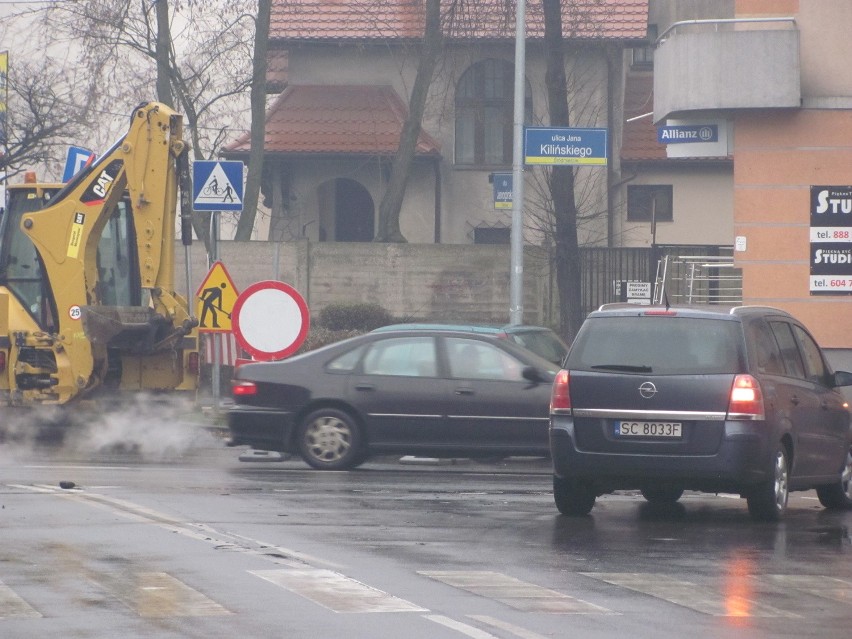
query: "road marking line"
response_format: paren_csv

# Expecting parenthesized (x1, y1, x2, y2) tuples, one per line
(11, 483, 339, 569)
(582, 572, 799, 617)
(760, 575, 852, 604)
(250, 568, 427, 613)
(419, 570, 611, 614)
(96, 572, 231, 618)
(0, 581, 41, 619)
(425, 614, 501, 638)
(468, 614, 553, 639)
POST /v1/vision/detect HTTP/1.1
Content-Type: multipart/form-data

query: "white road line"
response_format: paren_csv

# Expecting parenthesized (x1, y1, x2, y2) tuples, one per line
(0, 581, 41, 619)
(582, 572, 800, 618)
(94, 572, 231, 618)
(420, 570, 612, 614)
(425, 614, 501, 638)
(760, 575, 852, 604)
(11, 483, 339, 569)
(250, 568, 427, 613)
(468, 614, 553, 639)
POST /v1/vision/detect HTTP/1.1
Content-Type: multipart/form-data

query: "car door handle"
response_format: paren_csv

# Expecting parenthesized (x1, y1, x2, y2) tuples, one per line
(820, 401, 830, 410)
(355, 383, 375, 392)
(790, 395, 800, 405)
(454, 387, 474, 395)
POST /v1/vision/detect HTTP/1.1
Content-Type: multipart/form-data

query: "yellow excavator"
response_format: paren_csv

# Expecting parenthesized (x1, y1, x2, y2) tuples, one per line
(0, 102, 199, 413)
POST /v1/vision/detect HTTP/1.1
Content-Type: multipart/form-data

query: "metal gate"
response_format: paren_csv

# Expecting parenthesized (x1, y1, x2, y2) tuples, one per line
(578, 245, 738, 317)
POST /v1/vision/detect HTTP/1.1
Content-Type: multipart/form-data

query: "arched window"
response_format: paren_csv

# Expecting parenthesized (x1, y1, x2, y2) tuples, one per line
(455, 59, 532, 167)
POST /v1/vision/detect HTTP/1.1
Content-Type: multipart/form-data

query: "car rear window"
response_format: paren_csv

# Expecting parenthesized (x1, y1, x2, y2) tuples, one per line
(566, 315, 744, 375)
(509, 330, 567, 364)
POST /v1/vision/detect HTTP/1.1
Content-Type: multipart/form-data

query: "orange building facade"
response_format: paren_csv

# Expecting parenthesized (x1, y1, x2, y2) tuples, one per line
(655, 0, 852, 359)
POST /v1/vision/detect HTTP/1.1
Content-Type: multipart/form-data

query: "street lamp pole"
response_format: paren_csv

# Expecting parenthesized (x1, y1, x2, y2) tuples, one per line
(509, 0, 526, 325)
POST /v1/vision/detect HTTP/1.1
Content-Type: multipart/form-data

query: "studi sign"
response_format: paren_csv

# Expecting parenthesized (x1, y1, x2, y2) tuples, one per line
(809, 186, 852, 295)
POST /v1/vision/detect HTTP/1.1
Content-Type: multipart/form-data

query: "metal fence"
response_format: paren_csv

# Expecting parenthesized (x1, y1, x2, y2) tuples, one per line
(578, 244, 740, 317)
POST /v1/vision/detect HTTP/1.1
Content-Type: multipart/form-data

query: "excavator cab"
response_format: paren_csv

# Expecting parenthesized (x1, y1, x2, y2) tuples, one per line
(1, 180, 141, 333)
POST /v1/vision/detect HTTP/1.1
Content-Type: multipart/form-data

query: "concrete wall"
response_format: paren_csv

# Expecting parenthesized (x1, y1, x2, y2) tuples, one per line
(176, 240, 554, 327)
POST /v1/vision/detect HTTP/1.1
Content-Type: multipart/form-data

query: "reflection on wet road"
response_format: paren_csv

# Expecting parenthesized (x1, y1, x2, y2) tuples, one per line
(0, 445, 850, 638)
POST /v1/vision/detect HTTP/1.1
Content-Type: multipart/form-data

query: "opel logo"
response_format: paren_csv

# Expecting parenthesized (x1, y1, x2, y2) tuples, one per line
(638, 381, 658, 399)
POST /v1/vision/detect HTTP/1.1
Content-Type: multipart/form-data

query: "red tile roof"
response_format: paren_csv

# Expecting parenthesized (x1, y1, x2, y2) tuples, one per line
(622, 72, 665, 162)
(224, 85, 442, 156)
(271, 0, 649, 42)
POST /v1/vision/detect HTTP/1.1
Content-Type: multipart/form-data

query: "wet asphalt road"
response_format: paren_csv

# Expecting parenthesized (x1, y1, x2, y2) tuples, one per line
(0, 425, 850, 638)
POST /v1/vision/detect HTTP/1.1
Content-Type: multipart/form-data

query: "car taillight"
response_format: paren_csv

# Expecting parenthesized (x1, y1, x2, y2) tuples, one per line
(550, 369, 572, 413)
(727, 374, 765, 420)
(232, 381, 258, 397)
(187, 352, 200, 375)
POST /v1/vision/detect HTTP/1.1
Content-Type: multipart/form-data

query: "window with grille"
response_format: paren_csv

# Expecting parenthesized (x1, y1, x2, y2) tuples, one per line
(455, 59, 532, 167)
(627, 185, 673, 222)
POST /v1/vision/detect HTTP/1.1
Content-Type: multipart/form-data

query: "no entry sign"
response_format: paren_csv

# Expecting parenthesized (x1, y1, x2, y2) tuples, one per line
(232, 281, 310, 361)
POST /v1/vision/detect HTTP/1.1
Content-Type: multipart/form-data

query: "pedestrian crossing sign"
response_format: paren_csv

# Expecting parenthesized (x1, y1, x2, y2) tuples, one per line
(195, 261, 240, 333)
(192, 160, 244, 212)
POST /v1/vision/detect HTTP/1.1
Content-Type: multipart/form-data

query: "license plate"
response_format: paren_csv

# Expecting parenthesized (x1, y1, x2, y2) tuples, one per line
(615, 421, 682, 438)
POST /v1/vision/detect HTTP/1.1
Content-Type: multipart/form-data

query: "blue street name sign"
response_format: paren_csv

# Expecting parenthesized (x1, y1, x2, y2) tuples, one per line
(657, 124, 718, 144)
(492, 172, 513, 209)
(193, 160, 244, 212)
(62, 146, 95, 182)
(524, 127, 607, 166)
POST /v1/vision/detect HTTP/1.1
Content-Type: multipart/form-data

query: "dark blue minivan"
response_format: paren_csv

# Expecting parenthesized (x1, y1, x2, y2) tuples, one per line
(549, 304, 852, 521)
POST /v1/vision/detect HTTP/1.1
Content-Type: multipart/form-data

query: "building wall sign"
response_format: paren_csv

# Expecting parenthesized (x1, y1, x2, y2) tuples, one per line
(810, 185, 852, 295)
(663, 118, 730, 159)
(524, 127, 607, 165)
(657, 124, 718, 144)
(492, 172, 512, 209)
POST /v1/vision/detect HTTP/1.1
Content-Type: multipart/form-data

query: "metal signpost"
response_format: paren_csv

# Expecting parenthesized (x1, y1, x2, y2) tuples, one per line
(193, 160, 245, 408)
(510, 0, 526, 326)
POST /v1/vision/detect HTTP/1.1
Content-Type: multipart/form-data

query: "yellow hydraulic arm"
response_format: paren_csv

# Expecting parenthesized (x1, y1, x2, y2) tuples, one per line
(0, 102, 198, 405)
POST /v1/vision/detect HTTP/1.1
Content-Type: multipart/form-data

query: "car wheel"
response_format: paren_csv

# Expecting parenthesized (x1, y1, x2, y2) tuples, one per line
(640, 486, 684, 503)
(746, 443, 789, 521)
(815, 445, 852, 510)
(297, 408, 364, 470)
(553, 475, 596, 516)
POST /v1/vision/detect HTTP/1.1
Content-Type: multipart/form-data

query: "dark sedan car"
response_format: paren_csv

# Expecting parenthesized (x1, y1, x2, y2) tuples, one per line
(372, 323, 569, 365)
(227, 330, 558, 469)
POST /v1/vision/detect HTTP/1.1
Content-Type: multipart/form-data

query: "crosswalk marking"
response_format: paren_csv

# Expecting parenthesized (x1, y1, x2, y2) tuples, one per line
(582, 572, 800, 618)
(419, 570, 612, 614)
(759, 575, 852, 604)
(468, 614, 555, 639)
(425, 614, 502, 638)
(250, 568, 427, 613)
(97, 572, 231, 618)
(0, 580, 41, 619)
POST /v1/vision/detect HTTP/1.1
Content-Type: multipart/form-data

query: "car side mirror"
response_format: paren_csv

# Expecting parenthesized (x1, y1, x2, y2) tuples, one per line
(833, 370, 852, 388)
(522, 366, 547, 385)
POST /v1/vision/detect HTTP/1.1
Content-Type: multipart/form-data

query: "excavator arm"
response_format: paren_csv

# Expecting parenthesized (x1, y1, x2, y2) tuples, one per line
(0, 102, 198, 406)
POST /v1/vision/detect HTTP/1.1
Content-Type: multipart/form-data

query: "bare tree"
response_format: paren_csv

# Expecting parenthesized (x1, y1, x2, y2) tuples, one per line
(234, 0, 271, 241)
(0, 58, 91, 181)
(41, 0, 256, 248)
(374, 0, 443, 242)
(539, 0, 617, 340)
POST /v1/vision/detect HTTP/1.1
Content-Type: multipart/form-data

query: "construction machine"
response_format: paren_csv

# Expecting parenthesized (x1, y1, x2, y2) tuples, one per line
(0, 102, 199, 413)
